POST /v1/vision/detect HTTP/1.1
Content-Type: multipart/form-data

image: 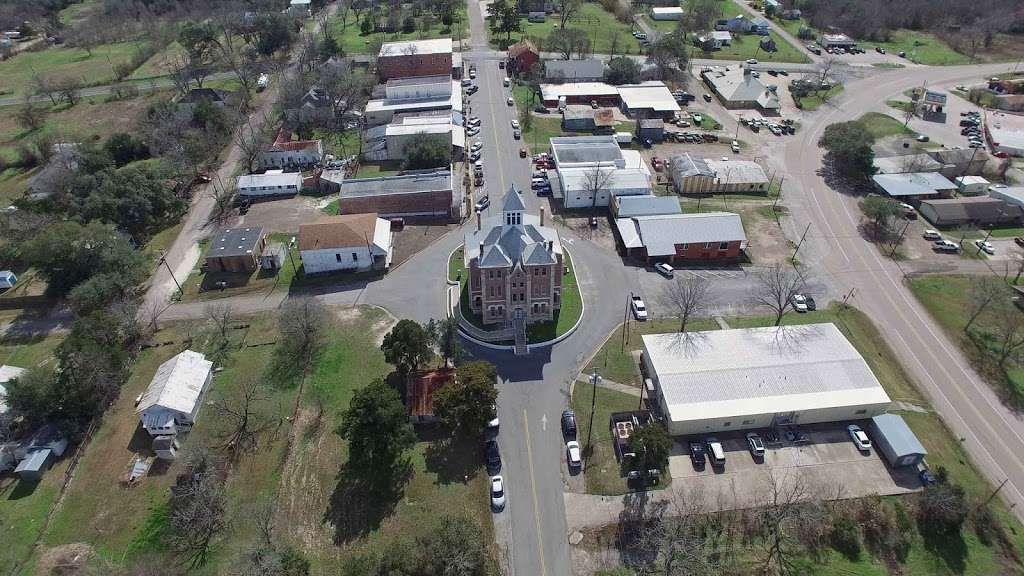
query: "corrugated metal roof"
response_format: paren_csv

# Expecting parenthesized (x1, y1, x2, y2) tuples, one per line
(631, 212, 746, 256)
(871, 414, 927, 457)
(872, 172, 956, 197)
(379, 38, 452, 57)
(704, 160, 768, 184)
(545, 59, 605, 80)
(615, 195, 681, 217)
(237, 172, 303, 189)
(137, 351, 213, 415)
(617, 82, 681, 113)
(644, 324, 891, 424)
(341, 171, 451, 198)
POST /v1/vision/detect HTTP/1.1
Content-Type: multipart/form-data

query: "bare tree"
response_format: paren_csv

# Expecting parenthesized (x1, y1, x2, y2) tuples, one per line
(205, 303, 235, 360)
(758, 471, 810, 576)
(556, 0, 582, 29)
(629, 489, 722, 575)
(992, 300, 1024, 367)
(207, 177, 238, 224)
(214, 377, 279, 460)
(317, 63, 372, 130)
(32, 73, 60, 106)
(964, 276, 1005, 332)
(582, 162, 614, 212)
(278, 297, 329, 377)
(817, 56, 836, 86)
(1009, 250, 1024, 284)
(169, 448, 228, 568)
(235, 114, 275, 173)
(661, 276, 711, 332)
(15, 96, 47, 132)
(750, 265, 806, 326)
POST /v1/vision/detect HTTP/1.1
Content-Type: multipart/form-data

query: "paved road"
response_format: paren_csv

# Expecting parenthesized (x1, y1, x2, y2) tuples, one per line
(784, 61, 1024, 523)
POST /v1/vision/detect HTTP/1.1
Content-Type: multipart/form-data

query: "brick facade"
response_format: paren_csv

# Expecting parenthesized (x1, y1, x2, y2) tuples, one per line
(378, 53, 452, 81)
(629, 240, 743, 263)
(339, 189, 453, 219)
(468, 256, 562, 325)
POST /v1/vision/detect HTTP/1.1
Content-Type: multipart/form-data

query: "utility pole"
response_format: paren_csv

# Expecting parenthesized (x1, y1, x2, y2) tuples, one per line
(585, 368, 601, 469)
(288, 237, 299, 274)
(621, 293, 631, 351)
(841, 287, 856, 306)
(978, 478, 1010, 511)
(735, 115, 742, 140)
(792, 222, 811, 263)
(160, 255, 183, 297)
(889, 220, 910, 258)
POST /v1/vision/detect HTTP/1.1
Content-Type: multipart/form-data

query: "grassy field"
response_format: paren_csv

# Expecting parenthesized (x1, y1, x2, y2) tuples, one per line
(570, 384, 667, 495)
(327, 7, 469, 55)
(355, 160, 402, 178)
(490, 4, 637, 54)
(448, 245, 464, 282)
(0, 90, 173, 166)
(793, 84, 843, 111)
(31, 306, 494, 574)
(701, 31, 810, 64)
(859, 112, 914, 140)
(908, 275, 1024, 404)
(0, 40, 149, 97)
(856, 30, 970, 66)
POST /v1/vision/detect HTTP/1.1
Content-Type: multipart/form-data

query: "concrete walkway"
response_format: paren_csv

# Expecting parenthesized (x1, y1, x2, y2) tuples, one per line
(575, 374, 641, 397)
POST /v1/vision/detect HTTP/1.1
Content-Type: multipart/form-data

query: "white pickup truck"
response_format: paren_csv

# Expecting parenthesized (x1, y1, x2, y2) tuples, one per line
(631, 295, 648, 321)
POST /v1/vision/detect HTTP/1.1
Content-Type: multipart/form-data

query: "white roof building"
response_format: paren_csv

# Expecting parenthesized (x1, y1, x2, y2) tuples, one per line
(987, 110, 1024, 157)
(236, 171, 304, 197)
(379, 38, 453, 58)
(651, 6, 684, 20)
(550, 137, 653, 208)
(616, 212, 746, 256)
(641, 324, 892, 435)
(617, 81, 681, 114)
(137, 351, 214, 436)
(702, 66, 780, 112)
(872, 172, 957, 198)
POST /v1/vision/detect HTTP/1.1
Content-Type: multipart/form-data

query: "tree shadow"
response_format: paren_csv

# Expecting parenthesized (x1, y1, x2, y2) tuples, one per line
(422, 431, 480, 485)
(324, 458, 412, 545)
(918, 522, 968, 574)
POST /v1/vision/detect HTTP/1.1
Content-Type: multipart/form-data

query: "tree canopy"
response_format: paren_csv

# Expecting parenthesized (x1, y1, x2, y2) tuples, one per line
(381, 319, 433, 378)
(433, 361, 498, 435)
(629, 423, 672, 472)
(336, 378, 416, 472)
(604, 56, 641, 85)
(402, 133, 451, 171)
(818, 121, 877, 179)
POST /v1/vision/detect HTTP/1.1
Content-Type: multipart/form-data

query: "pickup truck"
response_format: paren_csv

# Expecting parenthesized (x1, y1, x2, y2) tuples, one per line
(631, 295, 648, 321)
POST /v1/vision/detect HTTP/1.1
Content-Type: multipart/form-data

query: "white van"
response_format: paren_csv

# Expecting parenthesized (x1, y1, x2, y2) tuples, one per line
(705, 437, 726, 468)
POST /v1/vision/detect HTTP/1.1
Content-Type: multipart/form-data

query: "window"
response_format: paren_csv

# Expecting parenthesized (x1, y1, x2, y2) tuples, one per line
(352, 252, 358, 261)
(704, 242, 713, 249)
(680, 243, 688, 250)
(335, 253, 342, 262)
(723, 421, 731, 427)
(719, 242, 729, 250)
(742, 419, 754, 425)
(855, 409, 867, 415)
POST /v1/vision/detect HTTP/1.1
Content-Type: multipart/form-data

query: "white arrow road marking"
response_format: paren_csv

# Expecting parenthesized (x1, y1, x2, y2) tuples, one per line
(541, 413, 547, 431)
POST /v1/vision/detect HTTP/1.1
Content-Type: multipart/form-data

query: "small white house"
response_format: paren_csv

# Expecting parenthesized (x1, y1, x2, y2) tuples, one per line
(137, 350, 214, 436)
(955, 175, 990, 195)
(299, 213, 393, 274)
(289, 0, 312, 16)
(236, 170, 304, 198)
(0, 270, 17, 289)
(651, 6, 684, 20)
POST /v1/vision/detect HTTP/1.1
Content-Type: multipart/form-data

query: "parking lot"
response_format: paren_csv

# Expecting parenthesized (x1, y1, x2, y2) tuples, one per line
(666, 424, 920, 507)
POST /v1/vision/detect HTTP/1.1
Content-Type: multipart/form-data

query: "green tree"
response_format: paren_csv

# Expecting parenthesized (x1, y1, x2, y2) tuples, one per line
(433, 361, 498, 435)
(104, 132, 150, 167)
(487, 0, 521, 42)
(253, 14, 296, 56)
(25, 221, 148, 298)
(858, 195, 902, 238)
(917, 480, 968, 535)
(361, 14, 375, 35)
(818, 121, 877, 179)
(381, 319, 433, 378)
(604, 56, 641, 85)
(402, 133, 451, 170)
(629, 423, 671, 471)
(336, 378, 416, 472)
(427, 316, 462, 365)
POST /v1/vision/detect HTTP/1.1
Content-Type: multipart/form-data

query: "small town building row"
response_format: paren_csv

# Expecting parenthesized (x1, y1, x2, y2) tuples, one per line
(667, 153, 769, 194)
(539, 81, 681, 119)
(873, 148, 989, 179)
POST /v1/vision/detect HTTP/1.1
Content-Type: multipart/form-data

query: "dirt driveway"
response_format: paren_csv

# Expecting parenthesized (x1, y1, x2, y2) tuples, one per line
(238, 195, 325, 234)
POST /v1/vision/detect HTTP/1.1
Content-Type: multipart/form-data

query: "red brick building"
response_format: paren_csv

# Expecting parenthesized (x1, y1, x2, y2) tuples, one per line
(507, 39, 539, 75)
(378, 38, 454, 81)
(464, 188, 563, 326)
(338, 170, 456, 219)
(615, 212, 747, 263)
(203, 226, 267, 273)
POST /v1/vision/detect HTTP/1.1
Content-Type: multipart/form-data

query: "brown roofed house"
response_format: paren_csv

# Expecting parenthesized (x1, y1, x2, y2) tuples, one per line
(298, 213, 394, 273)
(407, 368, 455, 423)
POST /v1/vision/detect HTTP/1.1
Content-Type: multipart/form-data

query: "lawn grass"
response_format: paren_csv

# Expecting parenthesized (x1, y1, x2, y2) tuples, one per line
(0, 331, 65, 369)
(0, 167, 36, 207)
(520, 116, 567, 155)
(0, 458, 73, 573)
(794, 84, 843, 111)
(322, 199, 340, 215)
(527, 251, 582, 341)
(490, 4, 638, 54)
(856, 30, 970, 66)
(0, 40, 149, 97)
(448, 245, 464, 282)
(571, 384, 669, 495)
(327, 7, 469, 55)
(858, 112, 914, 140)
(355, 160, 403, 178)
(908, 275, 1024, 404)
(702, 30, 810, 64)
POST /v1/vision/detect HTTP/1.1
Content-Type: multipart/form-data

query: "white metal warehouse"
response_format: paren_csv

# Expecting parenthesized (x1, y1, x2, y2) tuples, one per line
(641, 323, 892, 436)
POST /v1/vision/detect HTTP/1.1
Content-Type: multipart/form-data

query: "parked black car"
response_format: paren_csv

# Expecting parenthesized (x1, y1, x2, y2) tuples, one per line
(805, 296, 817, 311)
(485, 440, 502, 473)
(561, 410, 577, 439)
(689, 442, 706, 469)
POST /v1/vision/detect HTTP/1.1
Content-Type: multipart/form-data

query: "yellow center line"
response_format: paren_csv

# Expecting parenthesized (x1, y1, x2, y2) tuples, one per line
(522, 408, 547, 576)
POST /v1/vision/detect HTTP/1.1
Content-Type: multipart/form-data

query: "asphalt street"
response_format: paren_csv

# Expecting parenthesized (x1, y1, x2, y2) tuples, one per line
(783, 62, 1024, 522)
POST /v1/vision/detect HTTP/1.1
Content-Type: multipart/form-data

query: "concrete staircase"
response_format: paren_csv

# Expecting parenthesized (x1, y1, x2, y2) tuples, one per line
(513, 316, 528, 356)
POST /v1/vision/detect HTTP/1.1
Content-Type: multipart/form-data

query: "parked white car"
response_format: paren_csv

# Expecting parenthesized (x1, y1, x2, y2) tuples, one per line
(631, 295, 648, 321)
(922, 229, 941, 240)
(655, 263, 674, 277)
(507, 97, 514, 106)
(566, 441, 581, 469)
(791, 294, 808, 312)
(490, 475, 506, 510)
(847, 424, 872, 452)
(471, 142, 483, 152)
(511, 119, 520, 129)
(974, 239, 995, 255)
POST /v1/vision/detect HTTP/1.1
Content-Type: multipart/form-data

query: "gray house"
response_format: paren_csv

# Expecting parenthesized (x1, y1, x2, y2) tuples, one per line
(868, 414, 927, 468)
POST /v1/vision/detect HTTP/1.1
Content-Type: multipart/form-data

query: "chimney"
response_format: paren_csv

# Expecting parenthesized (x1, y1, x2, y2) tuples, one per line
(540, 205, 545, 227)
(476, 210, 481, 231)
(479, 241, 485, 259)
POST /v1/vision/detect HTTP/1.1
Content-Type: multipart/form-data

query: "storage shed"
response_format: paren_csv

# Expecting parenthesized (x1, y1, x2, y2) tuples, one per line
(868, 413, 927, 468)
(637, 119, 665, 143)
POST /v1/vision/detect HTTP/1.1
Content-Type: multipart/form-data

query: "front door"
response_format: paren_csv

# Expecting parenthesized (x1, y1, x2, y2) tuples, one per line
(514, 307, 525, 320)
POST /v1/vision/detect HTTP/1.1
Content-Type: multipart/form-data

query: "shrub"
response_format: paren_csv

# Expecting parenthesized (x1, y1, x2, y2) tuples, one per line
(830, 514, 862, 561)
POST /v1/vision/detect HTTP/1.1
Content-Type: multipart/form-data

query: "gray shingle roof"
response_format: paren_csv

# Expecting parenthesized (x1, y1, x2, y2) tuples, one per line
(615, 195, 681, 217)
(669, 153, 714, 179)
(629, 212, 746, 256)
(502, 187, 527, 212)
